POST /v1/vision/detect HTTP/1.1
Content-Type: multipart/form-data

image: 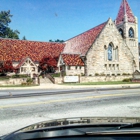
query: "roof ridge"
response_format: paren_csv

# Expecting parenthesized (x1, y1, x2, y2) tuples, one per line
(65, 21, 107, 42)
(123, 0, 126, 15)
(63, 21, 107, 55)
(0, 37, 65, 44)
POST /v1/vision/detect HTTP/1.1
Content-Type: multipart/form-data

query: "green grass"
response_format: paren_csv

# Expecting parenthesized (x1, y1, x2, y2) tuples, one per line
(0, 84, 39, 88)
(61, 81, 139, 86)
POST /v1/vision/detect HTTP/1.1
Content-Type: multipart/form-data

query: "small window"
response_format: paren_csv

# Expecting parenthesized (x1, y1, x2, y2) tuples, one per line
(117, 64, 119, 70)
(79, 66, 81, 69)
(75, 66, 77, 70)
(119, 28, 124, 37)
(129, 27, 134, 38)
(105, 64, 107, 70)
(67, 66, 71, 70)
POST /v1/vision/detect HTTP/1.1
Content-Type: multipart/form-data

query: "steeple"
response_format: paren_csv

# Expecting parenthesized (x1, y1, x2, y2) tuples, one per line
(116, 0, 135, 25)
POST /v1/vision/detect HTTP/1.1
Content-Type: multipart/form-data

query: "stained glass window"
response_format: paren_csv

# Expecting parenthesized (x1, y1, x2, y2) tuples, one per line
(108, 43, 113, 61)
(129, 27, 134, 38)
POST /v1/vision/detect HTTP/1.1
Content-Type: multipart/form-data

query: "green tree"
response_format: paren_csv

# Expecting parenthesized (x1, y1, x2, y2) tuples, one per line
(4, 28, 20, 39)
(22, 36, 27, 40)
(49, 39, 64, 43)
(0, 10, 20, 39)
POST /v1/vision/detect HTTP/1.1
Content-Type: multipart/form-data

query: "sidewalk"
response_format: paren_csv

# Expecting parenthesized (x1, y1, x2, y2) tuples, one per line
(0, 83, 140, 90)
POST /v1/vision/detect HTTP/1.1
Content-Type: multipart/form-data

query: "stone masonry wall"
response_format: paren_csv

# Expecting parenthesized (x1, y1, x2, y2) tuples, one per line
(0, 78, 27, 85)
(66, 66, 84, 76)
(54, 75, 132, 84)
(86, 18, 134, 77)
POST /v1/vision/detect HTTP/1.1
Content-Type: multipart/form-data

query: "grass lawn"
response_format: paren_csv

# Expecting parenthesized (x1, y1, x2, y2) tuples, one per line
(62, 81, 140, 86)
(0, 84, 39, 88)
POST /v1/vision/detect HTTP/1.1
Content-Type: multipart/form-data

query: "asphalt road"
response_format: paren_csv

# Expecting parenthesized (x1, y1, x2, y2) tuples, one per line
(0, 88, 140, 136)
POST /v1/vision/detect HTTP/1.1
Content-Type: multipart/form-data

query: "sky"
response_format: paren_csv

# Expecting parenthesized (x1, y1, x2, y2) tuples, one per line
(1, 0, 140, 42)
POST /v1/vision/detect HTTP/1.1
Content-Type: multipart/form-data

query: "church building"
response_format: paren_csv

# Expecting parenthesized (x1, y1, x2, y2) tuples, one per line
(58, 0, 139, 77)
(0, 0, 139, 80)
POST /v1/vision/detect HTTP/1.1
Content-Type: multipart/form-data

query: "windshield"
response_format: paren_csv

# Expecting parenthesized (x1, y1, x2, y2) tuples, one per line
(0, 0, 140, 138)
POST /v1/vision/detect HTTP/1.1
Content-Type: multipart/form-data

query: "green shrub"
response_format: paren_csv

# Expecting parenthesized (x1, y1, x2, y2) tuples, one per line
(122, 78, 131, 82)
(51, 73, 61, 77)
(81, 73, 85, 76)
(100, 73, 105, 76)
(12, 74, 28, 78)
(122, 73, 129, 76)
(95, 73, 99, 76)
(0, 76, 10, 80)
(26, 77, 33, 83)
(21, 82, 27, 86)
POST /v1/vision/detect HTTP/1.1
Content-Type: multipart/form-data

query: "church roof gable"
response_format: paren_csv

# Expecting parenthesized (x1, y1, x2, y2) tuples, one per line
(63, 22, 106, 56)
(15, 57, 36, 69)
(116, 0, 135, 25)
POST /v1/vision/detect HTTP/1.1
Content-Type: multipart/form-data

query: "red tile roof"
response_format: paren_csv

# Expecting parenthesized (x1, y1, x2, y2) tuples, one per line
(0, 38, 65, 62)
(61, 54, 84, 66)
(116, 0, 135, 25)
(63, 22, 106, 56)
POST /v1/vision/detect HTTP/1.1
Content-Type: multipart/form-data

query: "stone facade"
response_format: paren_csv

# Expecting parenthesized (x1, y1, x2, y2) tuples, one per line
(65, 65, 84, 76)
(86, 18, 136, 76)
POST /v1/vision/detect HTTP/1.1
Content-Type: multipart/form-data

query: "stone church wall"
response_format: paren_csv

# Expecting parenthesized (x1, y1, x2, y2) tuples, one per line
(80, 75, 132, 83)
(86, 19, 134, 77)
(65, 65, 84, 76)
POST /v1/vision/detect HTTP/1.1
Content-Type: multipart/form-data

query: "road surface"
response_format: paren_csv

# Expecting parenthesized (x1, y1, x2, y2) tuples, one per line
(0, 88, 140, 136)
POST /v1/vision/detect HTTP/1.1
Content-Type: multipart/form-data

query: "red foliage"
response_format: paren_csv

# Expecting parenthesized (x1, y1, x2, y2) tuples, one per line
(39, 56, 58, 73)
(0, 60, 14, 73)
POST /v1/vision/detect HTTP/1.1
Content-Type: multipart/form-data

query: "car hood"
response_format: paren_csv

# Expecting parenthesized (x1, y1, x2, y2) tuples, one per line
(1, 117, 140, 140)
(11, 117, 140, 132)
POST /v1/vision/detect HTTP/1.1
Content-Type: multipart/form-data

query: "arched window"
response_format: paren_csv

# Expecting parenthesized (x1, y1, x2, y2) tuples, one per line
(115, 46, 118, 61)
(129, 27, 134, 38)
(104, 45, 107, 61)
(108, 43, 113, 61)
(119, 28, 124, 37)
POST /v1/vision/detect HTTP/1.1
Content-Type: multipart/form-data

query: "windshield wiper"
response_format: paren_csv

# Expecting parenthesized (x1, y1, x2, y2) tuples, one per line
(118, 123, 140, 129)
(86, 123, 140, 135)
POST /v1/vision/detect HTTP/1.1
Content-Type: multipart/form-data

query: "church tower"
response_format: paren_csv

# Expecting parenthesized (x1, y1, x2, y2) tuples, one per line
(115, 0, 139, 71)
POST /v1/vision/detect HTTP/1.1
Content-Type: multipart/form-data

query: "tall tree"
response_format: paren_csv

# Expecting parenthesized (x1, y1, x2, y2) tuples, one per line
(0, 10, 20, 39)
